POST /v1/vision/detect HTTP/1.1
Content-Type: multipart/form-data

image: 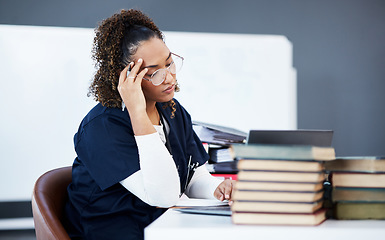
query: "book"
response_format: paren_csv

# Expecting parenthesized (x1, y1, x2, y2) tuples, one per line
(192, 121, 247, 146)
(173, 205, 231, 216)
(231, 200, 323, 213)
(237, 159, 324, 172)
(232, 190, 323, 202)
(325, 156, 385, 173)
(232, 209, 326, 226)
(331, 172, 385, 188)
(205, 161, 238, 174)
(231, 144, 335, 161)
(332, 187, 385, 202)
(174, 198, 228, 207)
(334, 202, 385, 220)
(172, 198, 232, 216)
(237, 170, 326, 183)
(235, 181, 324, 192)
(208, 146, 234, 163)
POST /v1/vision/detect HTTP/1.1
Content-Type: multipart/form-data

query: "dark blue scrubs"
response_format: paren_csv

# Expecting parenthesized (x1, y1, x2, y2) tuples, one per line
(64, 99, 209, 240)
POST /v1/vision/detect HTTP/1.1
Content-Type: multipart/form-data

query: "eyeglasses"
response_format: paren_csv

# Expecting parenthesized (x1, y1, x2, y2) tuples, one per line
(143, 53, 184, 86)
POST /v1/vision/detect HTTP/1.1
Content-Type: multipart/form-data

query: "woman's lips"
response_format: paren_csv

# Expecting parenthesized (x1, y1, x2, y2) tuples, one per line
(163, 84, 175, 94)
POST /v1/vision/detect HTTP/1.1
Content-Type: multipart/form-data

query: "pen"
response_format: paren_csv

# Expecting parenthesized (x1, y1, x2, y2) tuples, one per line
(185, 156, 198, 191)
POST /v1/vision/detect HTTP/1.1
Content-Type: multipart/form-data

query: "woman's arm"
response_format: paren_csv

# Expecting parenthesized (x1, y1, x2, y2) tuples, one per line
(185, 164, 236, 202)
(120, 132, 180, 207)
(184, 164, 222, 199)
(118, 60, 180, 207)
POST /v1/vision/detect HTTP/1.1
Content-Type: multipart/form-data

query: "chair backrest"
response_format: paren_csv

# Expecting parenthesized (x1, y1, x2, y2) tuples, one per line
(32, 166, 72, 240)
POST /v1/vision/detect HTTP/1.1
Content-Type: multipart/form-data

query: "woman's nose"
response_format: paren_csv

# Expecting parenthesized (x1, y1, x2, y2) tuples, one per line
(163, 70, 174, 84)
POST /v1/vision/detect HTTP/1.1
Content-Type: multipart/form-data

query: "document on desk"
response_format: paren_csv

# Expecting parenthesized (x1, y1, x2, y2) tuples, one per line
(172, 198, 232, 216)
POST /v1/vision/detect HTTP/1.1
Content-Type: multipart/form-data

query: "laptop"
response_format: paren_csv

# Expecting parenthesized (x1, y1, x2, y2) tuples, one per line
(247, 130, 333, 147)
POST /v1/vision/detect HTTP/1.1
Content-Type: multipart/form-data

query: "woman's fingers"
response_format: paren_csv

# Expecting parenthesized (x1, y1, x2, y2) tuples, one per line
(214, 188, 224, 201)
(214, 179, 235, 202)
(123, 59, 148, 85)
(134, 67, 148, 85)
(119, 63, 132, 86)
(127, 58, 143, 80)
(118, 58, 148, 114)
(224, 180, 233, 200)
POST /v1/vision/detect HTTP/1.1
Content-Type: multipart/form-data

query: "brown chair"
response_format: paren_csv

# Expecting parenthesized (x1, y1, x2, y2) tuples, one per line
(32, 166, 72, 240)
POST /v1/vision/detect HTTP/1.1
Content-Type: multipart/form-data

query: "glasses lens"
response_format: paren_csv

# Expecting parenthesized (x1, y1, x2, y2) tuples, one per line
(171, 54, 183, 74)
(151, 70, 167, 86)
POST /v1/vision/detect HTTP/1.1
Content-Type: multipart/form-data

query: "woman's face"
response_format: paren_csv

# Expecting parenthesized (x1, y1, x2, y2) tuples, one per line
(132, 37, 176, 104)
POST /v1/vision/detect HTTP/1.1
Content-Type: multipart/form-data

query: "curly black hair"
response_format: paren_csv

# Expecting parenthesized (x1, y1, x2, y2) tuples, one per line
(88, 9, 179, 116)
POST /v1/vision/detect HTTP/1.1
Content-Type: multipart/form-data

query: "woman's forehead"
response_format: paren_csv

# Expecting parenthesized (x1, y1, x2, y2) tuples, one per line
(133, 38, 170, 65)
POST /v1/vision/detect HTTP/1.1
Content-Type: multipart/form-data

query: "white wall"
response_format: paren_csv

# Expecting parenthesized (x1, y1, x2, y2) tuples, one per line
(0, 25, 295, 201)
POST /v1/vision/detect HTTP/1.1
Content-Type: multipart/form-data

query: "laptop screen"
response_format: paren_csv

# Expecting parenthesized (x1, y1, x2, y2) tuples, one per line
(247, 130, 333, 147)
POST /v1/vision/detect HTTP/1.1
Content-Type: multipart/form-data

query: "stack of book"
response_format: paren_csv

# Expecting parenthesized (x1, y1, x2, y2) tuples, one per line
(325, 156, 385, 220)
(230, 144, 335, 226)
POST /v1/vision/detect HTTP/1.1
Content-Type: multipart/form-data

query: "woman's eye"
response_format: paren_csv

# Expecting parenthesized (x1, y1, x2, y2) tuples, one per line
(151, 71, 159, 77)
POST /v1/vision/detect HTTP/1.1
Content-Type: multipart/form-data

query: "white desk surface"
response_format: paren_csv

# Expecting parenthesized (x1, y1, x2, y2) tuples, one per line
(145, 209, 385, 240)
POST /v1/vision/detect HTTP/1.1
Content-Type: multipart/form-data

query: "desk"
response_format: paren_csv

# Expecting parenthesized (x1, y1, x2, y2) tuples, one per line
(145, 209, 385, 240)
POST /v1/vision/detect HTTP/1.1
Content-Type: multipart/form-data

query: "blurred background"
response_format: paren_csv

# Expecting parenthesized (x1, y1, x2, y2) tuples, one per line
(1, 0, 384, 156)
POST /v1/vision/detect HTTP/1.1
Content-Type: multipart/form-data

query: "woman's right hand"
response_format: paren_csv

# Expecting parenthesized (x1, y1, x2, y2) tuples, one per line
(118, 58, 149, 115)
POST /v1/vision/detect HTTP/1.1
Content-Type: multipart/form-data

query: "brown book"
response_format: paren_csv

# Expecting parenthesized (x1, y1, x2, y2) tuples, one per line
(238, 159, 324, 172)
(325, 156, 385, 173)
(232, 209, 326, 226)
(232, 190, 323, 202)
(238, 170, 326, 183)
(331, 172, 385, 188)
(332, 187, 385, 202)
(235, 181, 324, 192)
(334, 202, 385, 220)
(231, 200, 323, 213)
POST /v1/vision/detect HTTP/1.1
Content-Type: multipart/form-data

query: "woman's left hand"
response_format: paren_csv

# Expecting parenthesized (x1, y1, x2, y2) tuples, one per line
(214, 179, 236, 204)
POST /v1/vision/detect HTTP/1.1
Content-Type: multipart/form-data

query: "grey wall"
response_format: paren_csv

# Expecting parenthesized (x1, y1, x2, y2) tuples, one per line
(1, 0, 384, 156)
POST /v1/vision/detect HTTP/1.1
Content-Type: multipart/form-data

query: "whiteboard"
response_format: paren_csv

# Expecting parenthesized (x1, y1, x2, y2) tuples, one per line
(0, 25, 296, 201)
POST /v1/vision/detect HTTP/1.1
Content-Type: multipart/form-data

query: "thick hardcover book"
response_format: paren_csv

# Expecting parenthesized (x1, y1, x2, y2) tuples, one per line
(232, 209, 326, 226)
(331, 172, 385, 188)
(237, 170, 326, 183)
(325, 156, 385, 173)
(332, 187, 385, 202)
(232, 190, 323, 202)
(237, 159, 324, 172)
(334, 202, 385, 220)
(231, 200, 323, 213)
(235, 181, 324, 192)
(231, 144, 335, 161)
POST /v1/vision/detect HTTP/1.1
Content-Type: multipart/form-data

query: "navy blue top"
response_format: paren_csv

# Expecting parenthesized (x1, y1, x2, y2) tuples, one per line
(64, 99, 209, 240)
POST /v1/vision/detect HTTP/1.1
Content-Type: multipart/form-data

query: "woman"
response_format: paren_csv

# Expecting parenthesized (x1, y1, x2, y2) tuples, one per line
(65, 9, 234, 240)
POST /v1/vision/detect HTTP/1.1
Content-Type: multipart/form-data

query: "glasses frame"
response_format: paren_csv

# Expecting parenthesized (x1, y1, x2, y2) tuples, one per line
(143, 52, 184, 86)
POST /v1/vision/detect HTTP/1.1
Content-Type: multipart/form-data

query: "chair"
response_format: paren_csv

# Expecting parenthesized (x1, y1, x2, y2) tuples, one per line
(32, 166, 72, 240)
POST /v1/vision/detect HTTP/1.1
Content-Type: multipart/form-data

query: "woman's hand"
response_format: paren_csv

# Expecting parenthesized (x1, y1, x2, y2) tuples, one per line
(118, 59, 155, 136)
(214, 179, 236, 204)
(118, 58, 149, 115)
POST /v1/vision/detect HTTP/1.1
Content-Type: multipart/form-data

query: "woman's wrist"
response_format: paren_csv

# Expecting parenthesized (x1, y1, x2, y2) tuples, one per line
(129, 110, 156, 136)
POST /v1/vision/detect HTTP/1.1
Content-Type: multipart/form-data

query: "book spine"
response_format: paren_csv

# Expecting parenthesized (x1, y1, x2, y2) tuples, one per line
(231, 144, 335, 161)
